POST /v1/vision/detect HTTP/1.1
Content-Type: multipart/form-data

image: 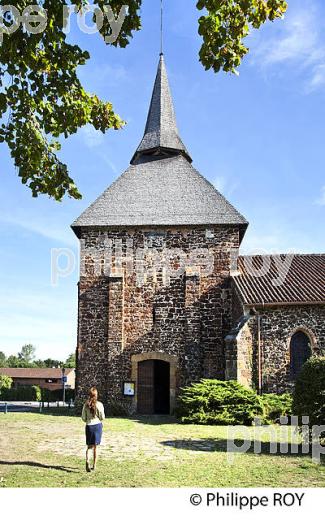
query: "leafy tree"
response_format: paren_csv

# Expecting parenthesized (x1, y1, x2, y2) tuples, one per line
(6, 354, 30, 368)
(64, 353, 76, 368)
(0, 351, 7, 367)
(0, 0, 287, 200)
(34, 359, 46, 368)
(0, 375, 13, 394)
(18, 344, 36, 364)
(42, 358, 63, 368)
(198, 0, 288, 73)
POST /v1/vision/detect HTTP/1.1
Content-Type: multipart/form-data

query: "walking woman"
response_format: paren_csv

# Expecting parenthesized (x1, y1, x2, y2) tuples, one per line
(82, 387, 105, 472)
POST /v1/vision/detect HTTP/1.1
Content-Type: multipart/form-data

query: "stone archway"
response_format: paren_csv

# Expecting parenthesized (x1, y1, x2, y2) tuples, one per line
(287, 326, 317, 351)
(288, 327, 315, 380)
(131, 353, 178, 414)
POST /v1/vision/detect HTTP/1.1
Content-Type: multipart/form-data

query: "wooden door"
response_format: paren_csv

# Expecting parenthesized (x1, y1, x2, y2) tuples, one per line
(154, 361, 170, 414)
(290, 331, 311, 380)
(137, 360, 155, 414)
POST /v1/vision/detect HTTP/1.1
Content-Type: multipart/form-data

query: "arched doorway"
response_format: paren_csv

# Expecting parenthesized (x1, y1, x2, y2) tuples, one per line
(137, 360, 170, 415)
(290, 331, 312, 380)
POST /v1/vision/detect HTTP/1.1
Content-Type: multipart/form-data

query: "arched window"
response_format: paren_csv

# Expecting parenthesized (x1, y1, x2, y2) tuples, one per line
(290, 331, 312, 380)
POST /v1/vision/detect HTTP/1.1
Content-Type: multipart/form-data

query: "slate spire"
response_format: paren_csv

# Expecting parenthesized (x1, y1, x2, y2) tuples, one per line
(131, 54, 192, 164)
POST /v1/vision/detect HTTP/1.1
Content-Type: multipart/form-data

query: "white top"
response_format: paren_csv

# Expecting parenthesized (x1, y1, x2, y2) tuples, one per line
(81, 401, 105, 426)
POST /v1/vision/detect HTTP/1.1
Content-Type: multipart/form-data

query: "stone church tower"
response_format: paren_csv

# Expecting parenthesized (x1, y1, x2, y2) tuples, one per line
(72, 54, 248, 414)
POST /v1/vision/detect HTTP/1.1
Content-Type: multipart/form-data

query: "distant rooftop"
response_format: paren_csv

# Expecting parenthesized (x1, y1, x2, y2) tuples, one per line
(0, 368, 75, 379)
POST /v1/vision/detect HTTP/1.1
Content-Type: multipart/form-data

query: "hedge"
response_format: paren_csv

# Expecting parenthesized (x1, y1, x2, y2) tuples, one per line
(1, 385, 41, 402)
(40, 387, 75, 402)
(0, 385, 75, 403)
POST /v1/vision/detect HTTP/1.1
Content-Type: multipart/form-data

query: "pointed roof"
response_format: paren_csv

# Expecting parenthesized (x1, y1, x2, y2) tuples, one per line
(72, 154, 248, 235)
(72, 55, 248, 239)
(131, 54, 192, 164)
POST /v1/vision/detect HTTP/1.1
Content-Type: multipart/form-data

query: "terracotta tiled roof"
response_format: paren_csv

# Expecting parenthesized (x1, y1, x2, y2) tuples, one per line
(233, 254, 325, 306)
(0, 368, 74, 379)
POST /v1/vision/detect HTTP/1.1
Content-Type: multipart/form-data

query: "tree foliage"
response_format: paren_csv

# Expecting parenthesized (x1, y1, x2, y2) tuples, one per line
(18, 343, 36, 363)
(64, 352, 76, 368)
(0, 0, 287, 200)
(0, 374, 13, 392)
(0, 348, 71, 368)
(7, 354, 30, 367)
(198, 0, 287, 73)
(42, 358, 63, 368)
(0, 351, 7, 367)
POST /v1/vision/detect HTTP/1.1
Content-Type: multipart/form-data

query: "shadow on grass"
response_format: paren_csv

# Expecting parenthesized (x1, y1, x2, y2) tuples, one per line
(161, 438, 325, 461)
(0, 461, 79, 473)
(38, 412, 178, 423)
(130, 415, 179, 425)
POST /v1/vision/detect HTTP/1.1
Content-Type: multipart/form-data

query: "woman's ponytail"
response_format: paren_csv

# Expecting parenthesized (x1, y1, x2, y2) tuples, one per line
(87, 387, 98, 418)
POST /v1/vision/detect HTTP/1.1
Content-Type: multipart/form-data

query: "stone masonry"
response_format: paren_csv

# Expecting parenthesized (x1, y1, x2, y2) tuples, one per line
(226, 304, 325, 393)
(76, 225, 241, 410)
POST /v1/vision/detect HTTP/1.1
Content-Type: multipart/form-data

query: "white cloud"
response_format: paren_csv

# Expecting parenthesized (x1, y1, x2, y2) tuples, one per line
(80, 125, 105, 149)
(250, 0, 325, 92)
(259, 11, 318, 65)
(315, 185, 325, 205)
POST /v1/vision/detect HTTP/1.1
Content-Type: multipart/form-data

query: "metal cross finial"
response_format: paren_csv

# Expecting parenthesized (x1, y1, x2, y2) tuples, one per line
(160, 0, 164, 55)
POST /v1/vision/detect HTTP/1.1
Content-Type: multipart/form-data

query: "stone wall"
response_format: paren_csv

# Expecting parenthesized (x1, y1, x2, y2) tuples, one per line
(76, 225, 241, 408)
(225, 315, 253, 388)
(254, 305, 325, 393)
(229, 299, 325, 393)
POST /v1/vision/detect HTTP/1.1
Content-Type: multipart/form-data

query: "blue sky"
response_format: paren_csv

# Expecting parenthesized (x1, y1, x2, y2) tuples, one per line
(0, 0, 324, 360)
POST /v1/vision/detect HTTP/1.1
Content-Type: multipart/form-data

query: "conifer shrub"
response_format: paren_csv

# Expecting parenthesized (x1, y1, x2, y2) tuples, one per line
(260, 393, 293, 423)
(293, 357, 325, 438)
(176, 379, 264, 425)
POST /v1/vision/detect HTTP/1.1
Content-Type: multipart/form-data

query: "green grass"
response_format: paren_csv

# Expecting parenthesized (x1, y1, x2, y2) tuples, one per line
(0, 411, 324, 487)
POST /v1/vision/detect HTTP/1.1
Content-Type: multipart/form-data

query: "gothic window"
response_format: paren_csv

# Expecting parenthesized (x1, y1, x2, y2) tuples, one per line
(290, 331, 312, 380)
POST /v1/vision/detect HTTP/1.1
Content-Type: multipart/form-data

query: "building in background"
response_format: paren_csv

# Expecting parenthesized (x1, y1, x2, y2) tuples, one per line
(0, 368, 75, 392)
